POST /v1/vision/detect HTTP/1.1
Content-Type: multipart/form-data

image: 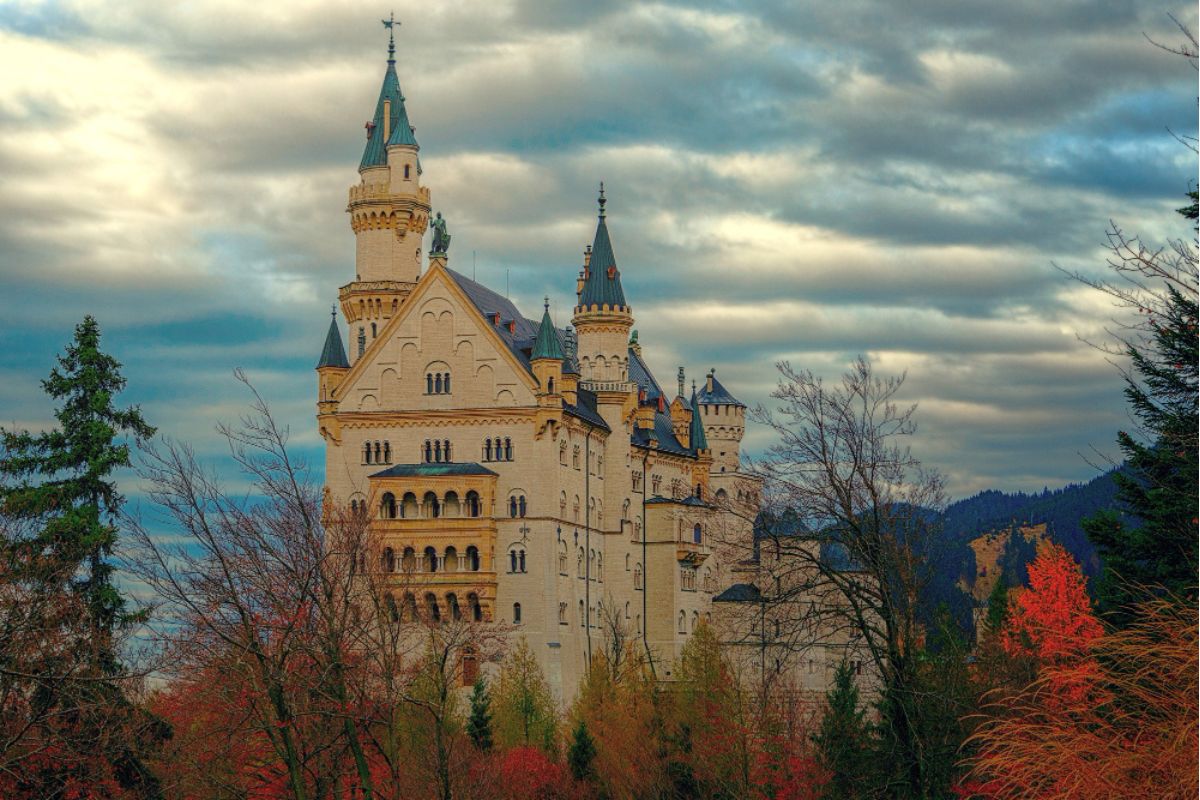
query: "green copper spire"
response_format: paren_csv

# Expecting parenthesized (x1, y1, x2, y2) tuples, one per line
(317, 307, 349, 369)
(578, 183, 628, 310)
(360, 18, 418, 169)
(531, 297, 565, 360)
(690, 382, 708, 451)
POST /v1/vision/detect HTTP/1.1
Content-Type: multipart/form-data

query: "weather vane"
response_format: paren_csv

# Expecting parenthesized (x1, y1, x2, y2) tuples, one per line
(381, 12, 399, 60)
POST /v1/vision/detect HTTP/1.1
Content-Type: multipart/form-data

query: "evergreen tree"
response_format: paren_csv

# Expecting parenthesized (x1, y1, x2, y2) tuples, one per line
(567, 718, 597, 782)
(466, 676, 494, 752)
(812, 660, 871, 800)
(0, 316, 162, 797)
(1084, 191, 1198, 618)
(983, 568, 1010, 640)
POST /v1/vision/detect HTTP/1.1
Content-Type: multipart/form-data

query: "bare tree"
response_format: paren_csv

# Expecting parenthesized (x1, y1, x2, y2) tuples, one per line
(749, 356, 949, 797)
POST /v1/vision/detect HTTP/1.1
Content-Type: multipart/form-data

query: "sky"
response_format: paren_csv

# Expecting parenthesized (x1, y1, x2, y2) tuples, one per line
(0, 0, 1196, 501)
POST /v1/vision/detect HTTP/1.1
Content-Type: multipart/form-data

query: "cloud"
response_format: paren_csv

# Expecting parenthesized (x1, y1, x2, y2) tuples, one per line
(0, 0, 1196, 502)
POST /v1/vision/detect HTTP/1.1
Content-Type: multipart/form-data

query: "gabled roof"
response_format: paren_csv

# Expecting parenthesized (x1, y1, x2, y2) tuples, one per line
(369, 462, 497, 479)
(713, 583, 762, 603)
(531, 302, 564, 360)
(447, 268, 540, 372)
(578, 190, 627, 310)
(695, 373, 744, 407)
(361, 56, 417, 170)
(317, 314, 349, 369)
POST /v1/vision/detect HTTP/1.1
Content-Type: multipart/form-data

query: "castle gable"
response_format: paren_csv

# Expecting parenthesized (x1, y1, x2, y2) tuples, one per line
(336, 265, 538, 412)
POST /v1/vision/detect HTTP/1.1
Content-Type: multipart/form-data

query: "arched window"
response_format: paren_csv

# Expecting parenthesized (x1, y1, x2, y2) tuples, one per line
(547, 376, 555, 394)
(509, 550, 518, 573)
(443, 373, 451, 393)
(382, 547, 395, 573)
(596, 553, 603, 581)
(693, 523, 702, 544)
(634, 563, 643, 590)
(558, 542, 567, 574)
(404, 164, 411, 179)
(386, 594, 399, 622)
(509, 497, 517, 518)
(374, 442, 382, 463)
(426, 373, 434, 394)
(434, 374, 443, 394)
(381, 492, 396, 519)
(443, 440, 451, 462)
(383, 441, 390, 463)
(466, 546, 480, 571)
(692, 611, 699, 632)
(678, 611, 686, 634)
(424, 491, 440, 519)
(402, 547, 416, 572)
(504, 438, 513, 461)
(577, 549, 584, 577)
(444, 547, 459, 573)
(559, 441, 567, 465)
(558, 602, 567, 624)
(519, 550, 526, 572)
(357, 328, 365, 357)
(468, 592, 482, 622)
(404, 593, 418, 622)
(371, 322, 377, 338)
(518, 496, 526, 517)
(466, 491, 481, 518)
(425, 593, 440, 622)
(484, 438, 493, 461)
(513, 603, 522, 624)
(424, 441, 432, 463)
(434, 440, 442, 462)
(424, 546, 438, 572)
(363, 442, 372, 464)
(447, 593, 461, 621)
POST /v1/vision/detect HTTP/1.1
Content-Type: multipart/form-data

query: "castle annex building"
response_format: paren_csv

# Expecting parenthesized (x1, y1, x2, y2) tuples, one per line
(315, 38, 769, 699)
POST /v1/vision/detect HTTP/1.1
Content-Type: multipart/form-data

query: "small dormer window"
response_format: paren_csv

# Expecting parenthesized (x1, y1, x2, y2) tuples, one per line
(404, 164, 411, 179)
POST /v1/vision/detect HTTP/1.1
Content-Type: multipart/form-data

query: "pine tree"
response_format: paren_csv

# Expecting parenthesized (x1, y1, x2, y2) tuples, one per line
(467, 676, 494, 752)
(983, 568, 1010, 639)
(812, 660, 871, 800)
(567, 718, 597, 782)
(0, 316, 162, 797)
(1084, 191, 1198, 618)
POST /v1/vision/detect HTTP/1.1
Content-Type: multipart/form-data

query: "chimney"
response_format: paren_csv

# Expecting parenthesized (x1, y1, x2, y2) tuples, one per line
(706, 369, 714, 394)
(677, 367, 685, 399)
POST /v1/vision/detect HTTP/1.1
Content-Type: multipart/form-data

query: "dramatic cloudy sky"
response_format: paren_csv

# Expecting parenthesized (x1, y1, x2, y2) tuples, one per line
(1, 0, 1196, 499)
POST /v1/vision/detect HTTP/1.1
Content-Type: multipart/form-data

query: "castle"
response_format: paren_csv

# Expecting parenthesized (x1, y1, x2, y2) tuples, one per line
(314, 34, 854, 702)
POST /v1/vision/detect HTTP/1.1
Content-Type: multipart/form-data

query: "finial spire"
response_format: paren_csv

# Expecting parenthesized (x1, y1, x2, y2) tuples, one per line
(381, 12, 399, 62)
(598, 181, 606, 218)
(678, 366, 685, 398)
(330, 304, 337, 318)
(544, 295, 550, 310)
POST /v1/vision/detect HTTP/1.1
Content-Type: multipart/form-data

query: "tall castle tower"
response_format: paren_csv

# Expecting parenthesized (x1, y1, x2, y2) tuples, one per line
(572, 185, 634, 389)
(695, 370, 746, 475)
(342, 23, 431, 365)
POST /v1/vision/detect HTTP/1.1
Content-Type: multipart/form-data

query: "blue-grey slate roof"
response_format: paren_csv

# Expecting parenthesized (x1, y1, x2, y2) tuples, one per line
(369, 462, 497, 479)
(713, 583, 762, 603)
(695, 374, 744, 407)
(361, 59, 418, 170)
(629, 348, 693, 457)
(645, 495, 709, 507)
(317, 315, 349, 369)
(578, 216, 627, 309)
(564, 388, 610, 431)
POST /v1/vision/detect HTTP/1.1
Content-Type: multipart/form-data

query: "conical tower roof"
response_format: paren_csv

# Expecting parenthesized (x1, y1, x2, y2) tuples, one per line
(578, 184, 627, 310)
(317, 312, 349, 369)
(690, 386, 709, 451)
(531, 299, 565, 360)
(360, 34, 418, 169)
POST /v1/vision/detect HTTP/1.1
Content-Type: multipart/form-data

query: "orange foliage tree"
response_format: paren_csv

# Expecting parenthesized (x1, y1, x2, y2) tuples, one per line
(965, 598, 1198, 799)
(1001, 542, 1103, 665)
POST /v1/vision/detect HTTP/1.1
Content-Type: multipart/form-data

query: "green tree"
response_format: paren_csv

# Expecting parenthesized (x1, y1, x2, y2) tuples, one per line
(983, 568, 1010, 640)
(566, 718, 597, 782)
(0, 316, 162, 797)
(492, 636, 558, 752)
(467, 676, 494, 751)
(812, 660, 871, 800)
(1082, 190, 1198, 618)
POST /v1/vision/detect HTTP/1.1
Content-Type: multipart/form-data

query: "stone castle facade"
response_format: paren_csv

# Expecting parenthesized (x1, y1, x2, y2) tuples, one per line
(315, 40, 857, 702)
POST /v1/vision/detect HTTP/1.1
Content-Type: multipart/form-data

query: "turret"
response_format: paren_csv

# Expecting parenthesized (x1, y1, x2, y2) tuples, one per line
(316, 308, 349, 414)
(572, 184, 634, 389)
(530, 298, 564, 406)
(695, 369, 746, 473)
(342, 26, 431, 364)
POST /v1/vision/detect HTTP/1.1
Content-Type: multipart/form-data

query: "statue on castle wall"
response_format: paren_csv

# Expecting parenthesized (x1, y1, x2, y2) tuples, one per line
(430, 212, 451, 255)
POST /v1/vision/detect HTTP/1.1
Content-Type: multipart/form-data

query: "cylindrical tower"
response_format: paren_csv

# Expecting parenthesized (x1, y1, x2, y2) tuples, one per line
(696, 369, 746, 474)
(572, 185, 634, 387)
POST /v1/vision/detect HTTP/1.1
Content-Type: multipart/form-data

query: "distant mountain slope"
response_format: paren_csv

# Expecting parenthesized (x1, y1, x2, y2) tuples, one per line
(942, 469, 1129, 581)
